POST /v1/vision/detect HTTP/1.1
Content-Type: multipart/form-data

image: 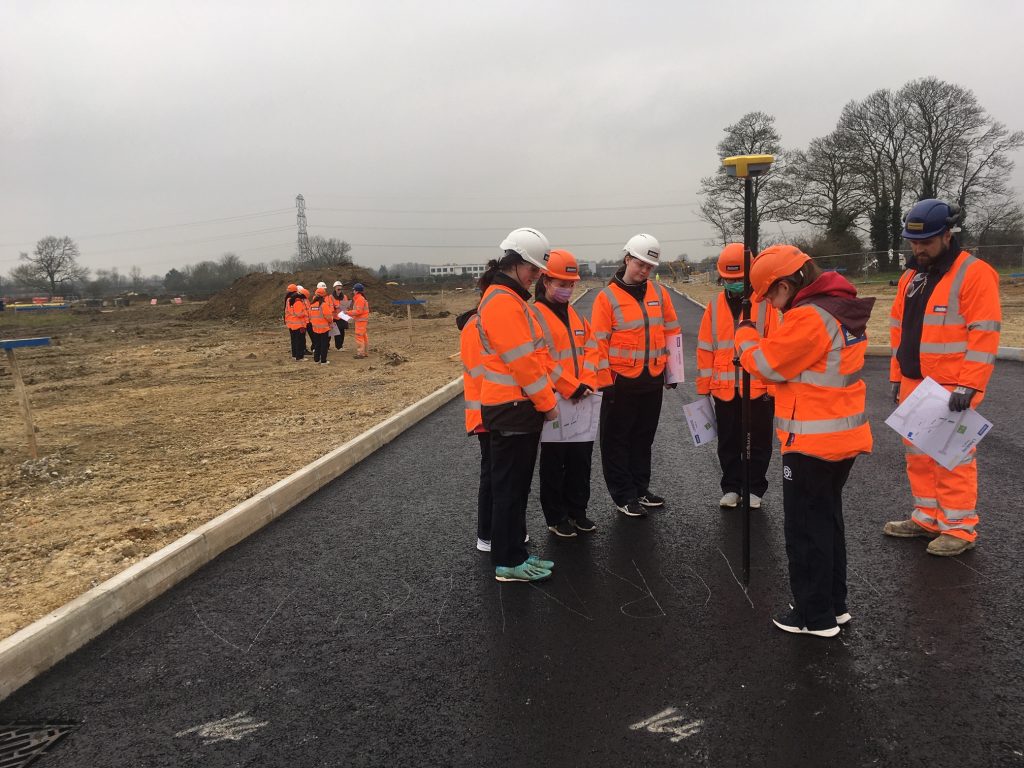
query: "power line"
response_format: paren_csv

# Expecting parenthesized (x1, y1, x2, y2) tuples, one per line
(309, 219, 706, 233)
(307, 202, 698, 215)
(344, 236, 711, 249)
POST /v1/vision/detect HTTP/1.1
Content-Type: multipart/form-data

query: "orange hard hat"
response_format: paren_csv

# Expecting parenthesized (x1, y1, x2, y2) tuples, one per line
(315, 286, 327, 297)
(717, 243, 746, 279)
(543, 249, 580, 281)
(287, 283, 298, 293)
(297, 287, 310, 298)
(749, 245, 811, 301)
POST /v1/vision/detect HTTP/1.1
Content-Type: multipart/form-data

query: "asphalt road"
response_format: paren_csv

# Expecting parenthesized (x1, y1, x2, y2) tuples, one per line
(2, 287, 1022, 767)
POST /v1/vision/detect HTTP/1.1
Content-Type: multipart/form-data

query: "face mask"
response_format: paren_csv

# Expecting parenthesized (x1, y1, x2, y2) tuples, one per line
(723, 281, 744, 295)
(550, 286, 573, 303)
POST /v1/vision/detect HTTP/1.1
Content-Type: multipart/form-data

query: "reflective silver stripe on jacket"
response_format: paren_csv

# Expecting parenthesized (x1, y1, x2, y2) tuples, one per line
(967, 320, 1000, 331)
(921, 254, 975, 326)
(522, 374, 549, 396)
(464, 363, 484, 377)
(483, 370, 516, 386)
(500, 340, 537, 365)
(775, 412, 868, 435)
(752, 349, 786, 382)
(964, 350, 996, 365)
(600, 286, 627, 327)
(919, 341, 968, 354)
(465, 400, 481, 410)
(789, 305, 861, 389)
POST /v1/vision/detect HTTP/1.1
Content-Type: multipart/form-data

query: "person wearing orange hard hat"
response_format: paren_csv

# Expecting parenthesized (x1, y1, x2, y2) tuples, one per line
(696, 243, 779, 510)
(735, 244, 875, 638)
(286, 287, 311, 360)
(283, 283, 301, 358)
(349, 283, 371, 358)
(309, 286, 333, 364)
(531, 248, 600, 538)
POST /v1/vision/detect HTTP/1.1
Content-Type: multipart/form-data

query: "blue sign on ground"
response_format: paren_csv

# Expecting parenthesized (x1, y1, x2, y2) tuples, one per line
(0, 337, 51, 350)
(391, 299, 427, 305)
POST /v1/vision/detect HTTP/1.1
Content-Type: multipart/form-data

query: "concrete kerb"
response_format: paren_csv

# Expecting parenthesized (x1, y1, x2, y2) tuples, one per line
(0, 377, 464, 702)
(680, 292, 1024, 360)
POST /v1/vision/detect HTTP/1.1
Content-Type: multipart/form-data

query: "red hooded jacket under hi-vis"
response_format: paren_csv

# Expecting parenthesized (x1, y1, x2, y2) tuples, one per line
(735, 272, 875, 462)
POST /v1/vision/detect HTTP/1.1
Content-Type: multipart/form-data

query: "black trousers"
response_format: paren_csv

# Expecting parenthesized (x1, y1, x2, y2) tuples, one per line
(311, 331, 330, 362)
(539, 440, 594, 525)
(714, 393, 775, 496)
(333, 320, 347, 349)
(488, 431, 538, 568)
(782, 453, 855, 631)
(289, 328, 306, 359)
(600, 384, 663, 506)
(476, 432, 492, 543)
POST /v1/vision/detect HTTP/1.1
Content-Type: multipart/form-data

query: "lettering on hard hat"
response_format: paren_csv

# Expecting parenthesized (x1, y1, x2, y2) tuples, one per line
(725, 265, 741, 272)
(566, 266, 577, 273)
(907, 221, 924, 231)
(933, 305, 948, 313)
(647, 250, 659, 258)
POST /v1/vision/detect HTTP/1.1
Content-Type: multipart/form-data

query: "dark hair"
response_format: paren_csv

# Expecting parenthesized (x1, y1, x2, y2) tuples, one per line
(477, 259, 501, 293)
(534, 274, 549, 301)
(784, 258, 822, 292)
(498, 250, 526, 271)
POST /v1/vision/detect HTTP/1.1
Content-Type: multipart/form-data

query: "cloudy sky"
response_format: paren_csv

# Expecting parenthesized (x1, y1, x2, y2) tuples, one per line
(2, 0, 1023, 277)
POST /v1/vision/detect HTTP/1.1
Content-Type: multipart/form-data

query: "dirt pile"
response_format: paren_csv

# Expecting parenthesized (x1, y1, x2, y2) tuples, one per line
(191, 265, 431, 324)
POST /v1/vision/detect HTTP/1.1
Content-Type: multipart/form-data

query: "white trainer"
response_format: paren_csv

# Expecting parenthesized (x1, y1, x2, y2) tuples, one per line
(719, 492, 739, 508)
(476, 538, 491, 552)
(750, 494, 762, 509)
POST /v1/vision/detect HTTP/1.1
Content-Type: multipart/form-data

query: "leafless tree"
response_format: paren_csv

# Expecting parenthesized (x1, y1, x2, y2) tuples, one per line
(783, 131, 869, 237)
(697, 112, 798, 252)
(301, 236, 352, 268)
(12, 236, 89, 294)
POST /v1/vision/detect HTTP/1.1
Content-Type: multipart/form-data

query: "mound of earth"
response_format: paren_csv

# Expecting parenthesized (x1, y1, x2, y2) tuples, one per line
(191, 265, 429, 324)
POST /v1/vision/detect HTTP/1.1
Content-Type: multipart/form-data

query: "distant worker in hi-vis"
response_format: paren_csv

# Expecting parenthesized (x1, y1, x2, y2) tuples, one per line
(591, 234, 680, 519)
(349, 283, 371, 359)
(696, 243, 778, 510)
(885, 199, 1001, 556)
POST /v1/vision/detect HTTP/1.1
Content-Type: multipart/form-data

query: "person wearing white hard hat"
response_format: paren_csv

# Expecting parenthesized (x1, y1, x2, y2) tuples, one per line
(591, 234, 681, 519)
(476, 227, 557, 583)
(328, 281, 351, 350)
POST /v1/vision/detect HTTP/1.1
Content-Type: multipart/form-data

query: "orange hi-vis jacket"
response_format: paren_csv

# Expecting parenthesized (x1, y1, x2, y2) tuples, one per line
(324, 293, 340, 324)
(530, 301, 600, 397)
(308, 299, 333, 334)
(591, 280, 681, 388)
(285, 296, 309, 331)
(736, 301, 872, 462)
(890, 250, 1001, 394)
(476, 282, 556, 415)
(697, 292, 778, 401)
(460, 313, 486, 434)
(349, 293, 370, 325)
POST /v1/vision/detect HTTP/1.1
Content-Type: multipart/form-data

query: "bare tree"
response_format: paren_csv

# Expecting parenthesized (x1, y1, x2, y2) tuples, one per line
(834, 89, 916, 270)
(901, 77, 1024, 227)
(783, 131, 869, 237)
(697, 112, 798, 252)
(301, 236, 352, 268)
(13, 236, 89, 294)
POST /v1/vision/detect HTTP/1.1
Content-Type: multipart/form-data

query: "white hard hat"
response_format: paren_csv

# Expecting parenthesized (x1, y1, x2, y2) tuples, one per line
(316, 281, 327, 290)
(499, 227, 550, 270)
(333, 281, 343, 288)
(623, 233, 661, 266)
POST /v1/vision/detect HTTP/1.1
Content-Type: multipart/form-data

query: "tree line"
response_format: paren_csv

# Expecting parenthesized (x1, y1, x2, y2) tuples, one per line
(699, 77, 1024, 272)
(2, 235, 353, 300)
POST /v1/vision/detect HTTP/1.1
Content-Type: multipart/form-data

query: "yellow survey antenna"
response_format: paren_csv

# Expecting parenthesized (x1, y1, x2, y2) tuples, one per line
(722, 154, 775, 178)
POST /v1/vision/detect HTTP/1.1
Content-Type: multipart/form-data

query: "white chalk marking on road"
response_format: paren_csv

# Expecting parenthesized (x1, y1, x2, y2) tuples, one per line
(188, 587, 297, 654)
(630, 707, 704, 743)
(529, 582, 594, 621)
(498, 582, 506, 634)
(175, 712, 269, 744)
(716, 547, 754, 609)
(620, 560, 666, 619)
(849, 566, 883, 598)
(660, 564, 712, 608)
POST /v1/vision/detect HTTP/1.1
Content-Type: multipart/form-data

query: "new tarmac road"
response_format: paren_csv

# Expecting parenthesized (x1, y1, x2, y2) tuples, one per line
(2, 287, 1022, 767)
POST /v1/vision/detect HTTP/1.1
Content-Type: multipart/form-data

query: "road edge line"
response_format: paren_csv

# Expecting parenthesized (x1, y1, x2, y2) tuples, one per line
(0, 376, 464, 702)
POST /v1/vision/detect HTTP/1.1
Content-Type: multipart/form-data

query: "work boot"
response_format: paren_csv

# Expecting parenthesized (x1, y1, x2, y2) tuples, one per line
(883, 518, 938, 538)
(927, 534, 976, 557)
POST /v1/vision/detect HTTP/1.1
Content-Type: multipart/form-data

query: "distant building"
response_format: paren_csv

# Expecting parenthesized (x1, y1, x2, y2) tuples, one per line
(429, 264, 488, 277)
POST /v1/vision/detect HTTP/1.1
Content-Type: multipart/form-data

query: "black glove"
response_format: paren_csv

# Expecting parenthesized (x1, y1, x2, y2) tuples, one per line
(665, 382, 678, 390)
(948, 386, 976, 412)
(890, 382, 900, 405)
(570, 383, 592, 403)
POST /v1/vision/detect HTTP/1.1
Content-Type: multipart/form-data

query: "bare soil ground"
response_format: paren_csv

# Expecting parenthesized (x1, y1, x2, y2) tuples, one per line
(1, 275, 1020, 642)
(0, 289, 477, 640)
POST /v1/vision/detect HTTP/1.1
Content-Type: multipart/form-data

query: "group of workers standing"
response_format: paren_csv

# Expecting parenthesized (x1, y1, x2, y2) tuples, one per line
(284, 280, 370, 363)
(459, 197, 1002, 640)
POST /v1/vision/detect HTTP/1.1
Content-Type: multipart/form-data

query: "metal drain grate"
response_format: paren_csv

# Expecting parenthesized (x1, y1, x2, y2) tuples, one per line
(0, 724, 77, 768)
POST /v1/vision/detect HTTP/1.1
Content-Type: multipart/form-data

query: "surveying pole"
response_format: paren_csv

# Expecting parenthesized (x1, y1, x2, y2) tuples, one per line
(722, 154, 775, 585)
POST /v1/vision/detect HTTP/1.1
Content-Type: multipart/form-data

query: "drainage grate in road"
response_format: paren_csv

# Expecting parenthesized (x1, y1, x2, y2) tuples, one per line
(0, 724, 77, 768)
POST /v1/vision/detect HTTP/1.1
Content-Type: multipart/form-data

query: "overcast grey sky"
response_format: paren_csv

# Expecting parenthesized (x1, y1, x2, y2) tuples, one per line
(2, 0, 1023, 276)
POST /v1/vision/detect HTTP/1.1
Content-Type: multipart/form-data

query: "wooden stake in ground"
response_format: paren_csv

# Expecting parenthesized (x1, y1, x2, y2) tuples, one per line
(390, 299, 427, 348)
(2, 337, 51, 459)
